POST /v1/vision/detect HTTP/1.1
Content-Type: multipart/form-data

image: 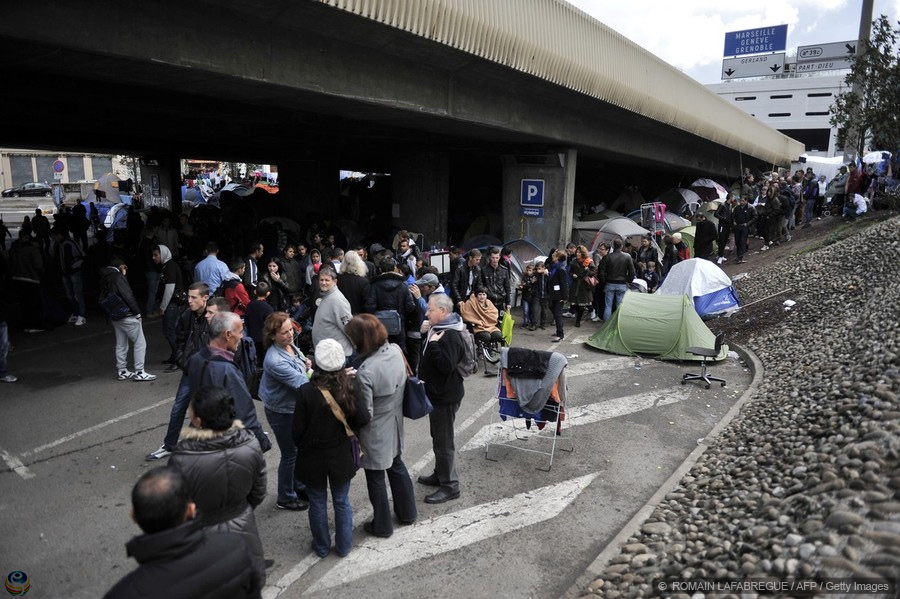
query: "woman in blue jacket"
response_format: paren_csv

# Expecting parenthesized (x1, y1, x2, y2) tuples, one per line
(259, 311, 310, 511)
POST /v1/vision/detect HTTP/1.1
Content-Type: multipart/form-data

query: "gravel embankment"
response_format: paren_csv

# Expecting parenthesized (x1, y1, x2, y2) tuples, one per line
(581, 215, 900, 598)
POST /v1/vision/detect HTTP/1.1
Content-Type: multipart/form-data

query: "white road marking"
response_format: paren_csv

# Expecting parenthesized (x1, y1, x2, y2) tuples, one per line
(263, 393, 499, 597)
(0, 447, 36, 480)
(461, 387, 690, 451)
(565, 356, 637, 377)
(263, 355, 634, 596)
(306, 473, 600, 593)
(262, 554, 322, 599)
(11, 330, 109, 355)
(20, 396, 173, 458)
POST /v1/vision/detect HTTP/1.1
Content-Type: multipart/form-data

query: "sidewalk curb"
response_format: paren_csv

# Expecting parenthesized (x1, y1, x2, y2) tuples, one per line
(561, 342, 764, 598)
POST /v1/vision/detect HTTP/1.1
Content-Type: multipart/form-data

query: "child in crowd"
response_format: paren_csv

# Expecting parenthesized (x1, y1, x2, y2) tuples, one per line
(529, 261, 549, 331)
(288, 293, 307, 323)
(642, 260, 660, 293)
(519, 264, 535, 329)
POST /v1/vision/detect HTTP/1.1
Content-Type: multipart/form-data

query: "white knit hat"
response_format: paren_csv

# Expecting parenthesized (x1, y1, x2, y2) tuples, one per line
(314, 338, 346, 372)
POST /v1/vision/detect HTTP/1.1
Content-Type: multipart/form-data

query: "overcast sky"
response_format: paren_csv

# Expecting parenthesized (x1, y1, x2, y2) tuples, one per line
(566, 0, 900, 84)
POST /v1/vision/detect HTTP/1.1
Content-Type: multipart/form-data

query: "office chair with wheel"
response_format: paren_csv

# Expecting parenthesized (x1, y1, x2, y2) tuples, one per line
(681, 332, 726, 389)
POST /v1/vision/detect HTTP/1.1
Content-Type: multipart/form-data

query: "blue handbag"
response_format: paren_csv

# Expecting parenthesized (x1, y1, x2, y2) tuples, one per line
(400, 347, 433, 419)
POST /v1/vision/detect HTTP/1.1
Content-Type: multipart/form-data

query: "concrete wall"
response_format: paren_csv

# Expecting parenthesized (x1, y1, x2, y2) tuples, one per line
(501, 149, 576, 254)
(139, 157, 179, 212)
(391, 150, 449, 250)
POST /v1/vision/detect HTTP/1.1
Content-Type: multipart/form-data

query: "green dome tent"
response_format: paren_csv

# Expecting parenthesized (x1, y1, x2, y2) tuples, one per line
(585, 293, 728, 361)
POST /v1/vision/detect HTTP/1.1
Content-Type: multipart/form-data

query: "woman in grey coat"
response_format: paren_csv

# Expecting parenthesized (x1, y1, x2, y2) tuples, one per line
(345, 314, 417, 537)
(170, 386, 268, 583)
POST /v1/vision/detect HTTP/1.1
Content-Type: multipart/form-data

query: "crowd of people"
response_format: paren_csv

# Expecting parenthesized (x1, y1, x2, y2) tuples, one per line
(722, 164, 875, 262)
(0, 161, 882, 595)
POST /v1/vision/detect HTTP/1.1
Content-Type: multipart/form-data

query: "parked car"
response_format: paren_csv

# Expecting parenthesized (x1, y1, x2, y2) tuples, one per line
(2, 182, 53, 198)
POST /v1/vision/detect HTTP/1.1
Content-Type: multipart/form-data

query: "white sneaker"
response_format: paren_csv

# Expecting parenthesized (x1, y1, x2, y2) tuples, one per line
(118, 370, 136, 381)
(760, 245, 769, 251)
(145, 445, 173, 461)
(591, 315, 600, 322)
(67, 314, 78, 324)
(716, 257, 725, 265)
(74, 316, 86, 326)
(0, 374, 17, 383)
(132, 371, 157, 382)
(562, 311, 575, 318)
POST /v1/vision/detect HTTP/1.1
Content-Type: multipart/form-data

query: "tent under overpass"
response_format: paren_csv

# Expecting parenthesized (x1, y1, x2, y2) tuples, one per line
(585, 293, 728, 361)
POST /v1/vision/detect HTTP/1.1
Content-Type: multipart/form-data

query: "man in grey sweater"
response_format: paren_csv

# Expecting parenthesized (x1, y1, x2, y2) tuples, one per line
(311, 265, 354, 359)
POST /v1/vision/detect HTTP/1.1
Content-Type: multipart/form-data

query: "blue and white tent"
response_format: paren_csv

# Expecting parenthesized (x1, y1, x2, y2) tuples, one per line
(655, 258, 740, 317)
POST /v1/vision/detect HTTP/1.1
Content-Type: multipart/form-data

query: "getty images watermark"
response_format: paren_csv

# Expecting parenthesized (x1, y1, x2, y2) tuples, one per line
(656, 578, 897, 596)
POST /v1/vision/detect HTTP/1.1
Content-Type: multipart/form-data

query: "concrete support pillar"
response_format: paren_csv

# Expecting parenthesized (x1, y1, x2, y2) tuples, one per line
(278, 153, 341, 224)
(139, 155, 180, 212)
(391, 150, 449, 249)
(501, 148, 577, 254)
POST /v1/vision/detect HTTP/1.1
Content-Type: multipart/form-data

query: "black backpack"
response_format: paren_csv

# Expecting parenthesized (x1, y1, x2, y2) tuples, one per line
(781, 192, 795, 217)
(99, 278, 131, 321)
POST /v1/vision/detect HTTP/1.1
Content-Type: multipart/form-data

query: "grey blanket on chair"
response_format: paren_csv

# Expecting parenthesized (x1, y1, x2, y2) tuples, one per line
(500, 348, 568, 414)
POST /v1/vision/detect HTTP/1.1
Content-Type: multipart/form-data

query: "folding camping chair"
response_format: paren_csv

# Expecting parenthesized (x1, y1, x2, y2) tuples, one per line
(484, 350, 573, 471)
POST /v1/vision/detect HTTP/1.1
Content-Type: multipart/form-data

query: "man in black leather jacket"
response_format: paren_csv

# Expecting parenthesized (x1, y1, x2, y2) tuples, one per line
(480, 246, 511, 316)
(449, 248, 482, 309)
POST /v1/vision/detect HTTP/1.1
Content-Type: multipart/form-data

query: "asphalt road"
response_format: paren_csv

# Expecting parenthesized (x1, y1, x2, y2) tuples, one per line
(1, 197, 57, 251)
(0, 312, 751, 598)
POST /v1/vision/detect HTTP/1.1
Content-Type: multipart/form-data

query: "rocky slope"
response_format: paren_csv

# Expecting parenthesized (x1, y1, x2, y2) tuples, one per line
(581, 215, 900, 598)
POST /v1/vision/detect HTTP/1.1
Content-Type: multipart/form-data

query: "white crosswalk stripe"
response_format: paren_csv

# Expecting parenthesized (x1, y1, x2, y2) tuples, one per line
(461, 386, 690, 452)
(306, 473, 600, 593)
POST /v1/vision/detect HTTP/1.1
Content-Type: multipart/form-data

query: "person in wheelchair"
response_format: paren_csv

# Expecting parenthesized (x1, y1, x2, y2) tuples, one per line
(459, 286, 503, 352)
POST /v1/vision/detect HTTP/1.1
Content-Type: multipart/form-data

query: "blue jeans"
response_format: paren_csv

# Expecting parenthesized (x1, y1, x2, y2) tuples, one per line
(0, 320, 10, 377)
(603, 283, 628, 322)
(163, 375, 192, 450)
(264, 407, 303, 504)
(62, 270, 85, 317)
(145, 271, 160, 313)
(162, 303, 182, 359)
(803, 198, 814, 225)
(522, 300, 532, 326)
(306, 478, 353, 557)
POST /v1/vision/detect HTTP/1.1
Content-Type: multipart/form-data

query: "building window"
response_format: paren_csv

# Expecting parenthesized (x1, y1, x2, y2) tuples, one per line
(35, 156, 56, 184)
(735, 96, 757, 101)
(67, 156, 85, 181)
(807, 92, 832, 97)
(768, 113, 791, 117)
(91, 156, 113, 179)
(771, 94, 793, 99)
(9, 155, 34, 187)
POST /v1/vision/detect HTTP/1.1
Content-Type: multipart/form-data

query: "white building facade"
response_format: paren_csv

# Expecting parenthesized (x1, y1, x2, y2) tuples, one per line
(707, 74, 847, 159)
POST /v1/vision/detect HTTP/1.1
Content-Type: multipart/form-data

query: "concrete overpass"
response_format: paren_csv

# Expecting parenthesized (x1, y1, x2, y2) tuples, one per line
(0, 0, 803, 251)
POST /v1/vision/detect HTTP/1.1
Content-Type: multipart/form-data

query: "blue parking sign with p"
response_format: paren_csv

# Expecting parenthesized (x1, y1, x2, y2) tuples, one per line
(521, 179, 544, 207)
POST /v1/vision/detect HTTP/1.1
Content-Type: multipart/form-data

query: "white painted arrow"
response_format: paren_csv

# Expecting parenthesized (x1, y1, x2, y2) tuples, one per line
(305, 472, 599, 593)
(564, 356, 639, 378)
(461, 386, 690, 452)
